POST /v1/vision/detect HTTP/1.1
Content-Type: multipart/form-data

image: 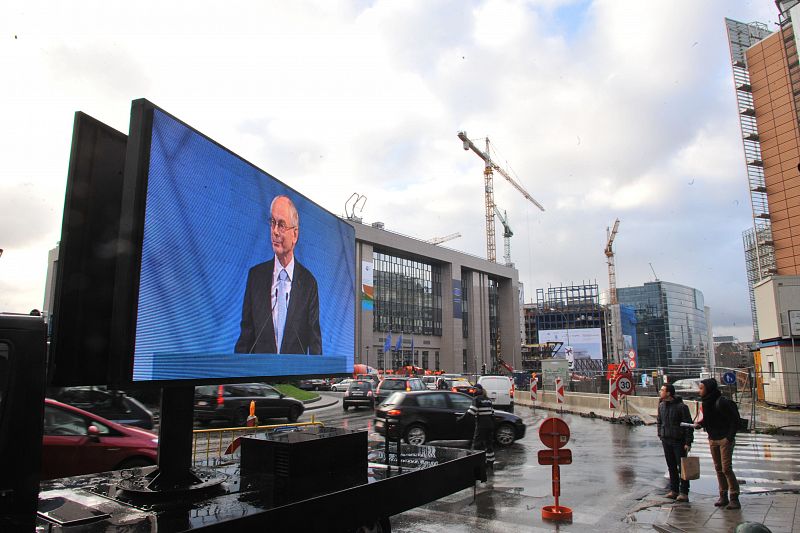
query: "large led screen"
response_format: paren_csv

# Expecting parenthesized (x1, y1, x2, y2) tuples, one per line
(127, 104, 355, 381)
(538, 328, 603, 372)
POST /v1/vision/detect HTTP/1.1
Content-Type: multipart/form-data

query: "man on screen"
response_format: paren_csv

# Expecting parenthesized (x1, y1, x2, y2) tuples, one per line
(235, 195, 322, 355)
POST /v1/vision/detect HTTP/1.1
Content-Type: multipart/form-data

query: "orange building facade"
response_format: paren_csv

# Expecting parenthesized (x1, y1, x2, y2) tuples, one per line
(747, 26, 800, 274)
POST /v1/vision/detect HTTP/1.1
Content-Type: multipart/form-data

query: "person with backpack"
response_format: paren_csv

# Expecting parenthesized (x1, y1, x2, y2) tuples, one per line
(657, 383, 694, 502)
(695, 377, 740, 509)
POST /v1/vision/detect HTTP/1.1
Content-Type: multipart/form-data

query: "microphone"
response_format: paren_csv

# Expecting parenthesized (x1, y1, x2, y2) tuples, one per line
(249, 287, 279, 354)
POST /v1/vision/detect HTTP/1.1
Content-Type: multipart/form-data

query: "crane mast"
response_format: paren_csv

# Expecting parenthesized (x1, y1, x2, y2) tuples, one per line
(605, 218, 620, 304)
(493, 205, 513, 267)
(457, 131, 544, 263)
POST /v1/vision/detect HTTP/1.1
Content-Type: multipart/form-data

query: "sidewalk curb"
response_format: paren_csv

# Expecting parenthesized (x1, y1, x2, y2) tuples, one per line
(304, 396, 339, 411)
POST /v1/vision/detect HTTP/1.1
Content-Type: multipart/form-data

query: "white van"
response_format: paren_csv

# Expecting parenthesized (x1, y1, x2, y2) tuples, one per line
(477, 375, 514, 412)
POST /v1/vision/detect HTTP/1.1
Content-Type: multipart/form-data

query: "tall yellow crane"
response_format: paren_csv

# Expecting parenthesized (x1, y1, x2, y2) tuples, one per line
(605, 218, 620, 304)
(457, 131, 545, 262)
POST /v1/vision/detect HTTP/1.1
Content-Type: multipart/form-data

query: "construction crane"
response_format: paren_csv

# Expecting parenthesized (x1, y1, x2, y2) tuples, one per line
(493, 205, 513, 267)
(457, 131, 545, 262)
(426, 232, 462, 245)
(605, 218, 620, 304)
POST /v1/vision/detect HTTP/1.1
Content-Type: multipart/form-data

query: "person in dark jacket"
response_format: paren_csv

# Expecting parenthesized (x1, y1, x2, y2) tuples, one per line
(696, 377, 740, 509)
(458, 384, 495, 468)
(657, 383, 694, 502)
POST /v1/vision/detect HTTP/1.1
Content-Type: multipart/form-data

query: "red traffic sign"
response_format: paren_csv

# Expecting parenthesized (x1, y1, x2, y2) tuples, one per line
(538, 448, 572, 465)
(617, 360, 630, 374)
(539, 417, 570, 449)
(616, 375, 633, 396)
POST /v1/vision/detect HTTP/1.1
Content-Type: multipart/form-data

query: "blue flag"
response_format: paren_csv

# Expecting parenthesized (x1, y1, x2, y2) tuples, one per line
(395, 334, 403, 352)
(383, 333, 392, 353)
(410, 337, 414, 354)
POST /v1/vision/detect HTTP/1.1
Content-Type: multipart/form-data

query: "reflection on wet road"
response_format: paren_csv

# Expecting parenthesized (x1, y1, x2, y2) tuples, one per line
(306, 401, 800, 532)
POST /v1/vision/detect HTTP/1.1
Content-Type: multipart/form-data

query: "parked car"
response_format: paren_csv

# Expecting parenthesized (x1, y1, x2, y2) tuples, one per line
(47, 386, 155, 429)
(298, 379, 331, 391)
(375, 377, 426, 405)
(41, 398, 158, 480)
(671, 378, 702, 400)
(342, 380, 375, 410)
(331, 379, 355, 392)
(477, 375, 515, 412)
(374, 390, 525, 447)
(194, 383, 304, 426)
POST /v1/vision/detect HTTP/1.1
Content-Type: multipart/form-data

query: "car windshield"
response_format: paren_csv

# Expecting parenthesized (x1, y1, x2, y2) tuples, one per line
(380, 380, 407, 391)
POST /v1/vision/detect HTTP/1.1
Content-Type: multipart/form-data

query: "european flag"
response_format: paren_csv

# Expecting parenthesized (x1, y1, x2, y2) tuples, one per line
(384, 333, 392, 353)
(395, 334, 403, 352)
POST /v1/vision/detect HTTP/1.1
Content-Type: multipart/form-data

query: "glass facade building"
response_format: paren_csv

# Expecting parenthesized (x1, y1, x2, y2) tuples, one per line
(617, 281, 710, 369)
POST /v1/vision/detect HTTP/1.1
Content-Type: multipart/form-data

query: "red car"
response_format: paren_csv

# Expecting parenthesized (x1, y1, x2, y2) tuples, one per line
(41, 398, 159, 480)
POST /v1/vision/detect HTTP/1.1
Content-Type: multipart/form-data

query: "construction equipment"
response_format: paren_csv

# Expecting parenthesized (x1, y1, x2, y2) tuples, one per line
(457, 131, 545, 263)
(493, 205, 513, 267)
(426, 232, 462, 245)
(604, 218, 620, 304)
(649, 262, 659, 282)
(344, 193, 367, 223)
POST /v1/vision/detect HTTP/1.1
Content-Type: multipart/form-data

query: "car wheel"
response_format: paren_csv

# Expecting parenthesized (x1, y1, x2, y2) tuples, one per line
(494, 423, 516, 446)
(405, 424, 427, 446)
(288, 406, 301, 423)
(115, 457, 156, 470)
(343, 404, 349, 411)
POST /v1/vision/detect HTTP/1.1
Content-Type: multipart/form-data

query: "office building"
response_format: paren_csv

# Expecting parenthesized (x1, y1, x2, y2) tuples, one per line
(729, 2, 800, 406)
(351, 220, 521, 375)
(617, 281, 710, 370)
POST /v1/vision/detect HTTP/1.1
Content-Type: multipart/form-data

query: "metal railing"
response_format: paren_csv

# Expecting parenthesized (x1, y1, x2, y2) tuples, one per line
(191, 415, 323, 464)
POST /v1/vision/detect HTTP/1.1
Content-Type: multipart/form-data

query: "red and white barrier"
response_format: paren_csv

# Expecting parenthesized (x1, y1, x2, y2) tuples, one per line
(555, 377, 564, 404)
(609, 378, 619, 409)
(530, 378, 538, 402)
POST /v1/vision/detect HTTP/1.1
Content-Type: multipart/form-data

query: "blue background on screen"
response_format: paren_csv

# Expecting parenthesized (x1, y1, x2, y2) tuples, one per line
(133, 109, 355, 381)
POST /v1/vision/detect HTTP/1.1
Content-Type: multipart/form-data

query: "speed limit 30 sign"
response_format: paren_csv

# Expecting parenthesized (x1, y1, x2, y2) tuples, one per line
(616, 375, 633, 396)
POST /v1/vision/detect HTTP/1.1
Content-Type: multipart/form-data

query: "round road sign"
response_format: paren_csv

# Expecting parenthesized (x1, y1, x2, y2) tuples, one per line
(539, 417, 570, 449)
(616, 376, 633, 395)
(722, 372, 737, 385)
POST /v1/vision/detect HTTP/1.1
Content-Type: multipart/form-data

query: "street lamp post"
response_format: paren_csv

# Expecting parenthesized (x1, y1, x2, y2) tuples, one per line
(365, 346, 370, 370)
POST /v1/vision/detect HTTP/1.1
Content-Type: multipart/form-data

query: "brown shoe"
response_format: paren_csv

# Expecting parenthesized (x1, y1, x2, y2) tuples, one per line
(676, 493, 689, 502)
(726, 496, 741, 510)
(665, 491, 678, 499)
(714, 493, 729, 507)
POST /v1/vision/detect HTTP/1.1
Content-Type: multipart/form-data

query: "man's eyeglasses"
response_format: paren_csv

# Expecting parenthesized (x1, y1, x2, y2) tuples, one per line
(270, 218, 296, 233)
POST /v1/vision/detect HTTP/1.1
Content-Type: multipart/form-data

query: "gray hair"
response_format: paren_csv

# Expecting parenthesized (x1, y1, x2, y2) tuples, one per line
(270, 195, 299, 228)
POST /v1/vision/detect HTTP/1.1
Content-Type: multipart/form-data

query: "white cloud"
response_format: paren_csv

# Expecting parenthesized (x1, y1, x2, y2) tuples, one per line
(0, 0, 780, 340)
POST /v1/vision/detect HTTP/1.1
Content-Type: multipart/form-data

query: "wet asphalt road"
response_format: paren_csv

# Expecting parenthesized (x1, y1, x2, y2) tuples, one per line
(307, 394, 664, 531)
(307, 393, 800, 532)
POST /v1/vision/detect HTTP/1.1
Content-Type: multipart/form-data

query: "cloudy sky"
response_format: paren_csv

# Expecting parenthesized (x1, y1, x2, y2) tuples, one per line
(0, 0, 782, 342)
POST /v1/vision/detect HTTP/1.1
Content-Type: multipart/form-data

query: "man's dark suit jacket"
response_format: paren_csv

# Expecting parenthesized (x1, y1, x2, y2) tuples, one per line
(234, 259, 322, 355)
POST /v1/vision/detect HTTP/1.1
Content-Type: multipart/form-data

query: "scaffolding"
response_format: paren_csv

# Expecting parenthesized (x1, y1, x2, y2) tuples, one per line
(726, 18, 776, 342)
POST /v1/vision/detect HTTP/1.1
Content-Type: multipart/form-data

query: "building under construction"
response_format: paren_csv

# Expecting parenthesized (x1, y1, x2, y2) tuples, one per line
(726, 17, 776, 342)
(522, 283, 607, 373)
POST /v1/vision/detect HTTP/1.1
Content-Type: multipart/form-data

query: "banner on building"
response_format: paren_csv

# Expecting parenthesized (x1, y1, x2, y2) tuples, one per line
(361, 261, 374, 311)
(452, 279, 462, 319)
